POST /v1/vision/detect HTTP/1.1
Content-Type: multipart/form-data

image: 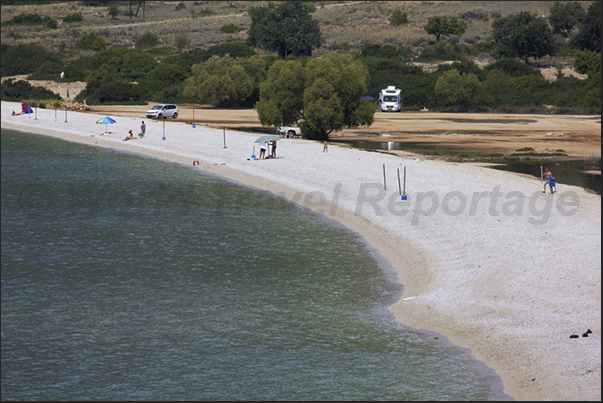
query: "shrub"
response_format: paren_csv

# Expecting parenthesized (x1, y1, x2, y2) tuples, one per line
(483, 58, 540, 77)
(95, 79, 141, 103)
(220, 23, 241, 33)
(63, 12, 83, 23)
(207, 43, 256, 58)
(175, 35, 191, 53)
(416, 42, 472, 62)
(74, 31, 107, 51)
(389, 10, 409, 26)
(3, 13, 59, 29)
(135, 32, 160, 49)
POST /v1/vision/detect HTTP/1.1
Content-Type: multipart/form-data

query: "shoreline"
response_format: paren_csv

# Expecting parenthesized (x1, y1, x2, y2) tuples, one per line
(2, 101, 600, 401)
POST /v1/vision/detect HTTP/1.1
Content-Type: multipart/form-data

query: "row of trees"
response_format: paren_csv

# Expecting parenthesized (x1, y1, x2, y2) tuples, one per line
(1, 2, 600, 139)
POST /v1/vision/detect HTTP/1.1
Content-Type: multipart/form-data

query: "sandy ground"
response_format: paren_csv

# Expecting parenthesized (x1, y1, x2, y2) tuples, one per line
(2, 101, 601, 401)
(80, 104, 602, 161)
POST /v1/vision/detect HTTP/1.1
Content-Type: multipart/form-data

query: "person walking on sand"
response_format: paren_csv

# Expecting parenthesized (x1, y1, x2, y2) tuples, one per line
(543, 168, 552, 193)
(323, 140, 328, 152)
(548, 171, 557, 194)
(140, 121, 146, 137)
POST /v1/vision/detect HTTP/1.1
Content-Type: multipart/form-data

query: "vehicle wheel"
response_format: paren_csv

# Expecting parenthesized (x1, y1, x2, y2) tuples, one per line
(173, 113, 178, 119)
(287, 130, 295, 138)
(158, 113, 163, 119)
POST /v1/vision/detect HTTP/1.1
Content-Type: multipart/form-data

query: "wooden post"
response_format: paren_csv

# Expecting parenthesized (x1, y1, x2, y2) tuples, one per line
(383, 164, 386, 191)
(223, 127, 227, 149)
(403, 166, 406, 196)
(397, 168, 401, 195)
(64, 105, 67, 123)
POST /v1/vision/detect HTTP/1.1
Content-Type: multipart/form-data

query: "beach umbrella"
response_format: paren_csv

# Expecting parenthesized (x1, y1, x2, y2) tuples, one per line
(254, 134, 283, 143)
(96, 116, 117, 134)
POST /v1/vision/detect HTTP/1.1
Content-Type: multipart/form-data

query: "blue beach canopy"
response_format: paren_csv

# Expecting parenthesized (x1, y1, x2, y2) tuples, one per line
(96, 116, 117, 133)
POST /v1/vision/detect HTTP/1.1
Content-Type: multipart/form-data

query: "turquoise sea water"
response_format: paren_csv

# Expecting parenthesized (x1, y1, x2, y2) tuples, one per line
(1, 129, 511, 400)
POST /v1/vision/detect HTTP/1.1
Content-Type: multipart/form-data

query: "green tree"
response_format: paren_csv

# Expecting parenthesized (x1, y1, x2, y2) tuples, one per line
(74, 31, 107, 51)
(175, 35, 191, 53)
(573, 49, 601, 77)
(548, 1, 585, 37)
(255, 52, 374, 139)
(183, 55, 264, 106)
(424, 16, 467, 42)
(434, 69, 479, 110)
(492, 11, 554, 63)
(254, 59, 306, 127)
(570, 1, 601, 52)
(247, 1, 322, 58)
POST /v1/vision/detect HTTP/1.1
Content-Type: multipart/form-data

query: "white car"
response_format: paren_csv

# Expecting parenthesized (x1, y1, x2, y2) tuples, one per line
(146, 104, 179, 119)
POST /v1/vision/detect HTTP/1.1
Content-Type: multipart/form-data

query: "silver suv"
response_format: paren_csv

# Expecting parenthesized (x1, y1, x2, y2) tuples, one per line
(146, 104, 179, 119)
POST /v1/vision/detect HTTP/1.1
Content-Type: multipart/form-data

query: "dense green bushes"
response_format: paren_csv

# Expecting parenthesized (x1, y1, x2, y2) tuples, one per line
(1, 43, 61, 77)
(3, 13, 58, 28)
(1, 38, 599, 113)
(1, 79, 61, 101)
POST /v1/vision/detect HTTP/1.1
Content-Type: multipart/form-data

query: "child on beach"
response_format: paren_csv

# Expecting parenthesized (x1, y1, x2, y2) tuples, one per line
(323, 140, 328, 152)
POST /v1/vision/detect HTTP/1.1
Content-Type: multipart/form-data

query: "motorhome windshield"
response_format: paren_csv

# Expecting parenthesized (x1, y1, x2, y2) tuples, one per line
(383, 96, 399, 102)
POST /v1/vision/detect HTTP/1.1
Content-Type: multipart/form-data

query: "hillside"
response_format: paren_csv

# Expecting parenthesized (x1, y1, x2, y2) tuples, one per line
(0, 1, 593, 62)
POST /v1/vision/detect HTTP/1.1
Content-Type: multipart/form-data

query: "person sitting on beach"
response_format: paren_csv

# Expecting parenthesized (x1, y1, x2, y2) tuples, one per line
(123, 130, 136, 141)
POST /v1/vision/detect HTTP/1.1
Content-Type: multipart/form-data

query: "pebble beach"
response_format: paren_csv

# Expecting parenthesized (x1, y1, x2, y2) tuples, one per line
(2, 101, 600, 401)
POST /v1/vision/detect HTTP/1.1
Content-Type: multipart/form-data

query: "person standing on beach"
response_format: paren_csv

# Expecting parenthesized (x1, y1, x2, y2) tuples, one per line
(323, 140, 328, 152)
(270, 141, 277, 158)
(259, 142, 267, 159)
(543, 168, 552, 193)
(141, 121, 146, 137)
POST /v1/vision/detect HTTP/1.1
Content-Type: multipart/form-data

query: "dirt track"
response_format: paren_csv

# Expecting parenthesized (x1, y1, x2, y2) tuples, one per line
(83, 104, 601, 162)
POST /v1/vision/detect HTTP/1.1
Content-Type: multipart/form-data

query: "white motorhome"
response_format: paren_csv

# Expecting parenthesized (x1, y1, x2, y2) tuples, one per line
(379, 86, 402, 112)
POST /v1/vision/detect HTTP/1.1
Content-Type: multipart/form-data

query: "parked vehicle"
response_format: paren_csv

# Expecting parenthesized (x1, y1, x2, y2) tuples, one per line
(379, 86, 402, 112)
(146, 104, 179, 119)
(277, 125, 302, 138)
